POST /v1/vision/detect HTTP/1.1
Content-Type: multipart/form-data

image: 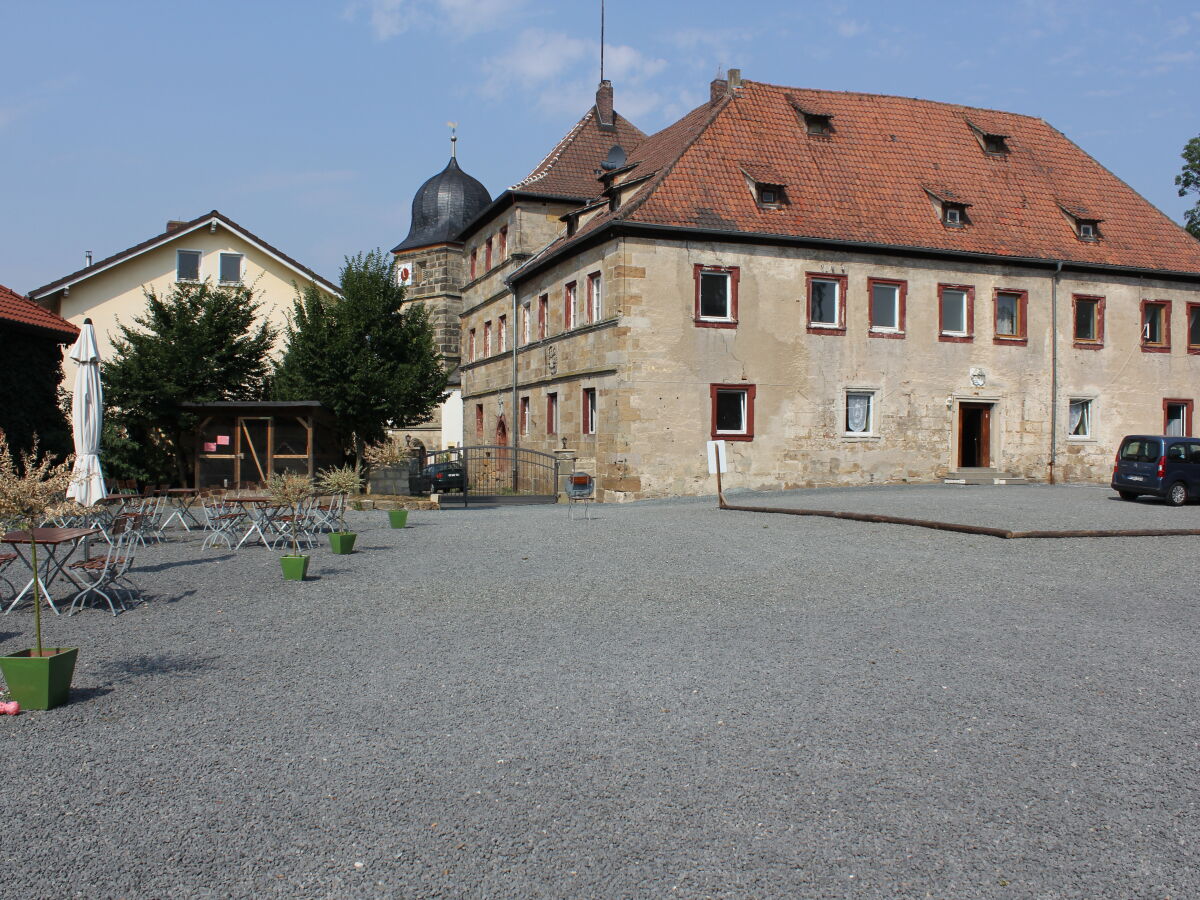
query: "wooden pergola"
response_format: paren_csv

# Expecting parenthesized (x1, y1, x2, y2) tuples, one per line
(182, 401, 340, 489)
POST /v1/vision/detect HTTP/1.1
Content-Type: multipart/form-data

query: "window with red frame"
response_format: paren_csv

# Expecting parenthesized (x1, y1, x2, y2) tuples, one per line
(470, 249, 477, 280)
(1189, 304, 1200, 354)
(1165, 399, 1193, 436)
(868, 278, 906, 336)
(587, 272, 602, 323)
(582, 388, 596, 435)
(806, 273, 846, 333)
(938, 284, 974, 342)
(475, 404, 484, 437)
(467, 328, 476, 361)
(538, 294, 548, 340)
(1073, 294, 1105, 348)
(565, 282, 578, 329)
(485, 237, 492, 272)
(483, 321, 492, 356)
(498, 226, 507, 259)
(521, 302, 531, 345)
(994, 289, 1027, 343)
(546, 392, 558, 435)
(1141, 300, 1170, 352)
(519, 396, 530, 435)
(710, 384, 756, 441)
(694, 265, 738, 327)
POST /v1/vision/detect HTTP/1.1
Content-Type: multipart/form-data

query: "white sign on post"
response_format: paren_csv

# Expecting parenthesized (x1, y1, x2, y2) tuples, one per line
(706, 440, 727, 474)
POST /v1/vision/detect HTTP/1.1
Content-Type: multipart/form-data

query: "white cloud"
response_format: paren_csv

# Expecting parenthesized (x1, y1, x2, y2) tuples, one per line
(835, 19, 867, 38)
(344, 0, 525, 40)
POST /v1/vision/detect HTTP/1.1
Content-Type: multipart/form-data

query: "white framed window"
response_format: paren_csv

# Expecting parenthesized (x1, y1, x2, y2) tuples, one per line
(1068, 398, 1093, 439)
(582, 388, 597, 435)
(565, 282, 578, 329)
(498, 315, 507, 353)
(483, 321, 492, 356)
(808, 275, 844, 329)
(940, 287, 968, 336)
(219, 252, 242, 283)
(710, 384, 756, 440)
(868, 279, 905, 334)
(176, 249, 201, 282)
(587, 272, 602, 323)
(844, 390, 876, 436)
(521, 301, 531, 345)
(694, 265, 738, 327)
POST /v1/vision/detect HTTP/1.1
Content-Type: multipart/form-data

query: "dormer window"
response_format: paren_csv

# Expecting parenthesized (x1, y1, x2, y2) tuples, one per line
(755, 183, 786, 208)
(982, 133, 1008, 154)
(1078, 220, 1100, 241)
(943, 204, 967, 227)
(804, 114, 833, 136)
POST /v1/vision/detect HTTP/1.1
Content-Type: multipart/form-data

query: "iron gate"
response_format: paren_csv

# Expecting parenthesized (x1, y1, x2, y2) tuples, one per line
(424, 445, 561, 506)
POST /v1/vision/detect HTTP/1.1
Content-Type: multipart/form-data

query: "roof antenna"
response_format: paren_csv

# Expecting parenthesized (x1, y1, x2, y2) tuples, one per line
(600, 0, 605, 82)
(447, 121, 458, 159)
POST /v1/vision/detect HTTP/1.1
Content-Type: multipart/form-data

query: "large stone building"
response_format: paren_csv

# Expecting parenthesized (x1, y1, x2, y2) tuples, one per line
(399, 73, 1200, 501)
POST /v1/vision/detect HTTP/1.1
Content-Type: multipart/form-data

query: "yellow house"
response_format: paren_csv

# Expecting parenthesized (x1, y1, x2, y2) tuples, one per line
(29, 210, 340, 378)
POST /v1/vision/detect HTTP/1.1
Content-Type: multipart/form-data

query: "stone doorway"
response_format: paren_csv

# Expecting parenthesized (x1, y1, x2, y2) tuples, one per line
(958, 402, 992, 468)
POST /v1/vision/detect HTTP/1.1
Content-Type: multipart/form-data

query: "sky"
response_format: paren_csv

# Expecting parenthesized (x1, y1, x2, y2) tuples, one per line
(2, 0, 1198, 295)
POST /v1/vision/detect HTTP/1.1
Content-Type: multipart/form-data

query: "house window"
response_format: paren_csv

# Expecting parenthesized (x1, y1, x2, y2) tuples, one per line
(176, 250, 201, 282)
(1068, 399, 1093, 439)
(806, 273, 846, 333)
(219, 253, 242, 283)
(982, 133, 1008, 154)
(521, 301, 531, 345)
(938, 285, 973, 342)
(582, 388, 596, 435)
(804, 113, 832, 135)
(1073, 295, 1104, 348)
(538, 294, 548, 340)
(547, 392, 558, 435)
(498, 226, 507, 259)
(1141, 300, 1170, 352)
(1165, 399, 1193, 436)
(565, 282, 578, 329)
(942, 204, 968, 228)
(1189, 303, 1200, 354)
(470, 249, 478, 280)
(519, 396, 530, 435)
(694, 265, 739, 327)
(994, 290, 1028, 344)
(710, 384, 756, 441)
(498, 315, 507, 353)
(845, 391, 876, 436)
(475, 404, 484, 437)
(868, 278, 905, 336)
(587, 272, 602, 323)
(483, 321, 492, 356)
(485, 238, 493, 271)
(468, 328, 476, 361)
(1077, 220, 1100, 241)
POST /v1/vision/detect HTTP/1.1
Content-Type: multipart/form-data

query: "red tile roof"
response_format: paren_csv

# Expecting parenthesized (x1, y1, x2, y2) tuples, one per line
(512, 108, 646, 200)
(0, 283, 78, 342)
(521, 80, 1200, 279)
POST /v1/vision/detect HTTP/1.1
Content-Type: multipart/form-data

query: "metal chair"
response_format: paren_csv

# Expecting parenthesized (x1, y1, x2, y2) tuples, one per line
(567, 472, 594, 520)
(68, 515, 138, 616)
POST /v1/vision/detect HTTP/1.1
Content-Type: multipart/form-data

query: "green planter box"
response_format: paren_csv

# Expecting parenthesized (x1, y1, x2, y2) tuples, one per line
(280, 555, 310, 581)
(0, 647, 79, 710)
(328, 532, 357, 554)
(388, 509, 409, 529)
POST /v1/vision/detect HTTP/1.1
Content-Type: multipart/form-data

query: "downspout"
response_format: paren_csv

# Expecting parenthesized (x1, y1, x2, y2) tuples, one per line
(1048, 260, 1063, 484)
(510, 281, 520, 492)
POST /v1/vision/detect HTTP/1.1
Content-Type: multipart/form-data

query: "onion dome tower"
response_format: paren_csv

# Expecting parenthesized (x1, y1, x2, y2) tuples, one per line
(393, 155, 492, 254)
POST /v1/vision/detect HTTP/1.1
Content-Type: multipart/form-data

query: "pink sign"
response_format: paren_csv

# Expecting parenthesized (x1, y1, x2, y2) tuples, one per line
(203, 442, 217, 453)
(216, 435, 230, 446)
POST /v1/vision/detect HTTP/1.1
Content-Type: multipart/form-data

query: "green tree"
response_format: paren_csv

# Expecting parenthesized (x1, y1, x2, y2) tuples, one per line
(274, 250, 447, 465)
(103, 281, 276, 484)
(1177, 135, 1200, 238)
(0, 325, 72, 462)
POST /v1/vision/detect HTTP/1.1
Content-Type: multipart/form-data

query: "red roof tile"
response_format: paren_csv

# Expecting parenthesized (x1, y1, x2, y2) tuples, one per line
(512, 107, 646, 200)
(0, 283, 78, 341)
(521, 81, 1200, 279)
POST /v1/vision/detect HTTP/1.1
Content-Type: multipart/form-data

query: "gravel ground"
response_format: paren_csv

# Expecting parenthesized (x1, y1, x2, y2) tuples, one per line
(2, 487, 1199, 899)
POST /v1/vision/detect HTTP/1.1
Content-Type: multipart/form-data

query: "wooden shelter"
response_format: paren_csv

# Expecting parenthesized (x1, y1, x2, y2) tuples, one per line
(182, 401, 340, 488)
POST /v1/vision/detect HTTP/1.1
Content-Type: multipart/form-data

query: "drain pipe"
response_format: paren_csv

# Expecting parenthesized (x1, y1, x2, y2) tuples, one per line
(1048, 260, 1063, 484)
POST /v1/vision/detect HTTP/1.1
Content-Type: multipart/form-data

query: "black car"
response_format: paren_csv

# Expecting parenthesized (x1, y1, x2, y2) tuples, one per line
(1111, 434, 1200, 505)
(411, 461, 466, 494)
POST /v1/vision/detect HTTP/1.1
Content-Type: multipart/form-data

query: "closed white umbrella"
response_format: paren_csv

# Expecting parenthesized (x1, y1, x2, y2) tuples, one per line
(66, 318, 106, 506)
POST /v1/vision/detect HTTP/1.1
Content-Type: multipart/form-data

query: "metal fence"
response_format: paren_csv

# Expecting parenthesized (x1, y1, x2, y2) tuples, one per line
(426, 445, 561, 505)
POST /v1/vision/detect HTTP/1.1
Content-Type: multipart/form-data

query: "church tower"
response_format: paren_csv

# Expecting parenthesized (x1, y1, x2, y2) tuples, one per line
(392, 143, 491, 450)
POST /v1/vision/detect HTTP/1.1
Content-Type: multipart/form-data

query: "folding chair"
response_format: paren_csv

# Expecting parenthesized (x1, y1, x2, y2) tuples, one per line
(201, 494, 246, 551)
(68, 515, 139, 616)
(0, 552, 16, 607)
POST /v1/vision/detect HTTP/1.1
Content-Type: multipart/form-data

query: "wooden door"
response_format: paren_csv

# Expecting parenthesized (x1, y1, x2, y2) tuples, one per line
(959, 403, 992, 468)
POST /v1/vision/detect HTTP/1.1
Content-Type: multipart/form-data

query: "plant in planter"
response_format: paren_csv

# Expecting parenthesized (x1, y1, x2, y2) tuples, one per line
(265, 472, 314, 581)
(316, 464, 363, 554)
(362, 435, 412, 496)
(0, 435, 78, 710)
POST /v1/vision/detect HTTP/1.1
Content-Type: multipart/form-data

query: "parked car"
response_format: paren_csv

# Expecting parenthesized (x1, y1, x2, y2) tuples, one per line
(410, 461, 466, 495)
(1111, 434, 1200, 505)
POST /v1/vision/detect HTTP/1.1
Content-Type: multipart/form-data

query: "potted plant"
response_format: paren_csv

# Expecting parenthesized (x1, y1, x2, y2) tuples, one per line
(265, 472, 314, 581)
(0, 435, 78, 710)
(316, 464, 363, 554)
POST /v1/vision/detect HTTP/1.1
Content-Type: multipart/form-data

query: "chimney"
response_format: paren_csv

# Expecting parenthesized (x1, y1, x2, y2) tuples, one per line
(596, 80, 614, 127)
(728, 68, 742, 90)
(165, 220, 188, 233)
(710, 78, 728, 103)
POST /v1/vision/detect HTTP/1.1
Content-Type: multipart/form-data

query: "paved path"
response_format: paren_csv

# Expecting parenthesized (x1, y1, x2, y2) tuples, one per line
(2, 486, 1198, 898)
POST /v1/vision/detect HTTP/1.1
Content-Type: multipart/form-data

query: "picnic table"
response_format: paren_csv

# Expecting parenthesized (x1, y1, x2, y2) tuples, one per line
(3, 527, 101, 615)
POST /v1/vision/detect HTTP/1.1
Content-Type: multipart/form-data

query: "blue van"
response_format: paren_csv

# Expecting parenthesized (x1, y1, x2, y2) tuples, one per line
(1111, 434, 1200, 505)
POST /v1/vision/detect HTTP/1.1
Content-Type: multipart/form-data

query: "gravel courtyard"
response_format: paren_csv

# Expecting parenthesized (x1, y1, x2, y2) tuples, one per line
(2, 484, 1199, 899)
